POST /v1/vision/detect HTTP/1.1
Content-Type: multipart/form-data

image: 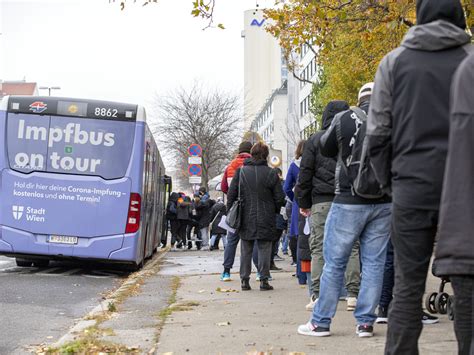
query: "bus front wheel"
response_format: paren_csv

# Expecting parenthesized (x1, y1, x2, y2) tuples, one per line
(16, 258, 34, 267)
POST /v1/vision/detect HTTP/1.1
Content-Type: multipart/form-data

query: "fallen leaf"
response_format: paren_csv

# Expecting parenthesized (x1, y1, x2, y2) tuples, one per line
(198, 290, 206, 293)
(216, 288, 238, 293)
(216, 321, 231, 326)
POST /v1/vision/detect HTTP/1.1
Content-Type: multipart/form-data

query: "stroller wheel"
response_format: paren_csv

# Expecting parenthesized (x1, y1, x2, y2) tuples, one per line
(425, 292, 438, 314)
(434, 292, 449, 315)
(447, 296, 455, 321)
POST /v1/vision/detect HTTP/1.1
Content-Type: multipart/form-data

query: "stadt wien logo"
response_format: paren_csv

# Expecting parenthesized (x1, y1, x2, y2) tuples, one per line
(12, 205, 24, 220)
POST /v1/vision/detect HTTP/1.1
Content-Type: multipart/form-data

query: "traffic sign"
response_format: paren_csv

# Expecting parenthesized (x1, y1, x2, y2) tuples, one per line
(188, 144, 202, 157)
(189, 176, 202, 184)
(188, 156, 202, 164)
(188, 164, 202, 176)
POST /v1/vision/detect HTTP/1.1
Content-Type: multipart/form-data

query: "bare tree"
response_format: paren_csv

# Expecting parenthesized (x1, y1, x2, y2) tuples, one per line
(151, 83, 242, 188)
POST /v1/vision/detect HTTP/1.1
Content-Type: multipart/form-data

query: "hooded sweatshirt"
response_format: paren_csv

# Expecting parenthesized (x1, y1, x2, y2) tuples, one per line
(295, 100, 349, 209)
(434, 53, 474, 277)
(367, 0, 472, 210)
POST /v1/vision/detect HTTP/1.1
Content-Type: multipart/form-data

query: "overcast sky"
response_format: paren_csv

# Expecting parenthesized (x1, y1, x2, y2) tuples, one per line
(0, 0, 275, 108)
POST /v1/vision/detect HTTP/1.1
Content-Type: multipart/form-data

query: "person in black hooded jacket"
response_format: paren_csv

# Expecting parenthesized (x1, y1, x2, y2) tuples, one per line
(367, 1, 472, 353)
(295, 100, 361, 312)
(433, 53, 474, 355)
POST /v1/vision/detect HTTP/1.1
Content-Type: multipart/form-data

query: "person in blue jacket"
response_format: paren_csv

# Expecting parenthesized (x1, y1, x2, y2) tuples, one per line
(284, 140, 307, 284)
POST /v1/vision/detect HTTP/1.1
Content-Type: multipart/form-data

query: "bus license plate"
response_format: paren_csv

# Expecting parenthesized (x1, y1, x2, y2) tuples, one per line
(49, 235, 78, 245)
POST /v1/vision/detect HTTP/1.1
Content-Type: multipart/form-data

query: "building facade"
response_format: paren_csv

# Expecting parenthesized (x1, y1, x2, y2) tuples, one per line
(250, 82, 290, 172)
(242, 9, 286, 130)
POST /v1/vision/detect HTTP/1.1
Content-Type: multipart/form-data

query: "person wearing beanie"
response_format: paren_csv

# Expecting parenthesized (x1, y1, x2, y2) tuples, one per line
(297, 83, 391, 339)
(367, 0, 472, 353)
(219, 141, 253, 282)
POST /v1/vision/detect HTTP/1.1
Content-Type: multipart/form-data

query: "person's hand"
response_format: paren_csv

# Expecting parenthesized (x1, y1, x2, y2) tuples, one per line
(300, 208, 311, 217)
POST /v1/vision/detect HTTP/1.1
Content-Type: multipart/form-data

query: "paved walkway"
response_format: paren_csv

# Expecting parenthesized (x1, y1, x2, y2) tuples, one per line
(156, 250, 457, 355)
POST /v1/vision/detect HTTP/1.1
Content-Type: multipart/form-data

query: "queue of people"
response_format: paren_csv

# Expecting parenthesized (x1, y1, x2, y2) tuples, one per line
(294, 1, 472, 354)
(163, 1, 473, 353)
(165, 187, 224, 251)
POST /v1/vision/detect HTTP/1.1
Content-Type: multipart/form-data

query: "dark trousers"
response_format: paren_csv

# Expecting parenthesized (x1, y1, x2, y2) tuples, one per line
(169, 219, 179, 245)
(272, 229, 284, 259)
(289, 237, 297, 263)
(379, 239, 394, 308)
(451, 276, 474, 355)
(240, 239, 272, 281)
(385, 205, 438, 355)
(176, 220, 188, 245)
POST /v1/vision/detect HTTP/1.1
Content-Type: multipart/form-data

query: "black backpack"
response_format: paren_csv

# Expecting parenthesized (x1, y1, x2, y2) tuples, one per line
(339, 106, 384, 199)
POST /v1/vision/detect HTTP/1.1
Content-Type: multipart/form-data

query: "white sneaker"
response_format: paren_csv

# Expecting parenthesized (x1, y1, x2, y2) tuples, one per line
(297, 322, 331, 337)
(347, 297, 357, 311)
(305, 295, 318, 311)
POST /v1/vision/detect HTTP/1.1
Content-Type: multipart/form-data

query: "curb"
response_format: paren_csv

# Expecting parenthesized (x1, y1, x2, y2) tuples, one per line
(50, 248, 169, 348)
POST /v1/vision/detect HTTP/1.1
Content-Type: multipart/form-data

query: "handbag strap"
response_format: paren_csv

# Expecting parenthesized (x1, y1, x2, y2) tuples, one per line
(237, 168, 242, 200)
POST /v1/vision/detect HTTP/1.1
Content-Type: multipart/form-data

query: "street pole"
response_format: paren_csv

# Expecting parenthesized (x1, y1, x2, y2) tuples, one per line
(39, 86, 61, 96)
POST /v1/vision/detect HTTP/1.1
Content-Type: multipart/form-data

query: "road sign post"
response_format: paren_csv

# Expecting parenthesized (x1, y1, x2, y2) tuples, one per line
(188, 144, 203, 188)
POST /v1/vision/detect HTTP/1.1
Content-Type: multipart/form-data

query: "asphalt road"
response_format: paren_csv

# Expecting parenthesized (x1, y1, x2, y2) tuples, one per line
(0, 256, 130, 354)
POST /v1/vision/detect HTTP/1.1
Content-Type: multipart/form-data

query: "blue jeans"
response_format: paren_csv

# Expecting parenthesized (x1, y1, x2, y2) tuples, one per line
(223, 231, 239, 270)
(281, 232, 288, 253)
(311, 203, 391, 327)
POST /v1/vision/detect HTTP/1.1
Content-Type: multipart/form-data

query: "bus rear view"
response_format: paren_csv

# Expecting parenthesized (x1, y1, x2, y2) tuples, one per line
(0, 96, 165, 269)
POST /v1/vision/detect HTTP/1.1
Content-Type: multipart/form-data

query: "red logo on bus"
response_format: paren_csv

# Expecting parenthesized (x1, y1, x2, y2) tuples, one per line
(29, 101, 48, 113)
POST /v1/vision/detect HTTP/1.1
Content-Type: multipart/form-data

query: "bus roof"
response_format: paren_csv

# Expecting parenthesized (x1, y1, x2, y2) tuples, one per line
(0, 96, 146, 122)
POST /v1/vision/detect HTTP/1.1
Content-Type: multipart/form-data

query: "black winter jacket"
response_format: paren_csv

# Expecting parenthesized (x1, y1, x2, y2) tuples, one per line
(367, 0, 472, 210)
(320, 101, 391, 205)
(195, 194, 215, 228)
(296, 100, 349, 209)
(166, 192, 179, 220)
(433, 53, 474, 277)
(210, 201, 227, 235)
(227, 159, 286, 241)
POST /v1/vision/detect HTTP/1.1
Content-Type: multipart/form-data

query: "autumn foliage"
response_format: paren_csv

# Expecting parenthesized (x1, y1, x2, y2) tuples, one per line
(265, 1, 473, 112)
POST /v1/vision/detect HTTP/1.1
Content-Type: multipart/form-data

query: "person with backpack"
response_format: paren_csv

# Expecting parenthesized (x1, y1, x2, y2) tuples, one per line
(209, 197, 227, 250)
(366, 1, 472, 352)
(297, 83, 391, 338)
(176, 193, 192, 249)
(296, 100, 361, 312)
(195, 186, 215, 250)
(165, 192, 180, 248)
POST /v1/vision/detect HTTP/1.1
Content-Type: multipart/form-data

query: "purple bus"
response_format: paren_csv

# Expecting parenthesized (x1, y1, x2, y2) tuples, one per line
(0, 96, 170, 270)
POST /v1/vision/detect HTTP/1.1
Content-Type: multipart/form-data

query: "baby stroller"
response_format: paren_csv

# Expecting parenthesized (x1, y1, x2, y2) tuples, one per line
(425, 274, 455, 321)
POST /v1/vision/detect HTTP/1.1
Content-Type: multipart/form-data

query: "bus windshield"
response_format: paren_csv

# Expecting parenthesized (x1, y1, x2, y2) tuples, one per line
(6, 98, 137, 180)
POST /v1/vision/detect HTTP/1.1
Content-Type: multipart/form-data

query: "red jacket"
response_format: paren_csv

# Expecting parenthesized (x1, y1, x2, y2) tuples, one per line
(221, 153, 251, 194)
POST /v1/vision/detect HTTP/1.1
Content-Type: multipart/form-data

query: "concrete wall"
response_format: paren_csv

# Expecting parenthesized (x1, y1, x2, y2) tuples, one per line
(243, 9, 283, 129)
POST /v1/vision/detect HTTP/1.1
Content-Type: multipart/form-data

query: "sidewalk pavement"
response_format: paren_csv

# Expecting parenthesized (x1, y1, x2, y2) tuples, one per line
(155, 250, 457, 355)
(73, 249, 457, 354)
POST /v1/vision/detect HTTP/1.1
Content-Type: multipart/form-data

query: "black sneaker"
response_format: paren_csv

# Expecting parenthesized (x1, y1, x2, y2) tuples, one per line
(270, 263, 282, 271)
(260, 279, 274, 291)
(422, 312, 439, 325)
(241, 279, 251, 291)
(356, 324, 374, 338)
(375, 306, 388, 324)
